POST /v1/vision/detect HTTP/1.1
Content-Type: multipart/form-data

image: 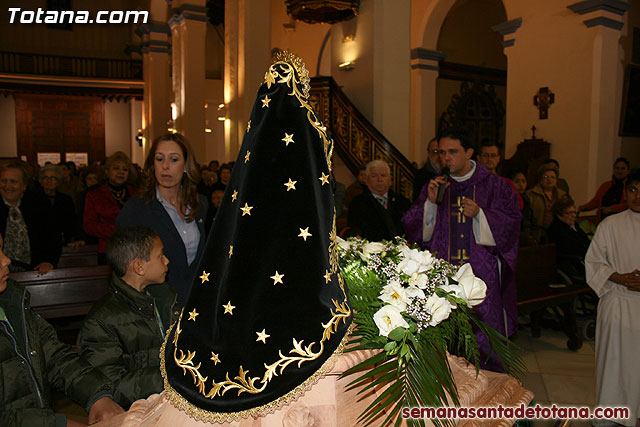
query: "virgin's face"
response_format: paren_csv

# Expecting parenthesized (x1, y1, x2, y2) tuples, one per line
(154, 140, 186, 189)
(106, 161, 129, 186)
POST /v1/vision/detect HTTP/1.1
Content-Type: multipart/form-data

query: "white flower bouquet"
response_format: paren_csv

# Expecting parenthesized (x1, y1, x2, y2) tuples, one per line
(337, 237, 523, 426)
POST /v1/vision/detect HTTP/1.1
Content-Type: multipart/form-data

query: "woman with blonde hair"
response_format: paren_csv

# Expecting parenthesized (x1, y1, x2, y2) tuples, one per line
(84, 152, 137, 259)
(117, 133, 208, 304)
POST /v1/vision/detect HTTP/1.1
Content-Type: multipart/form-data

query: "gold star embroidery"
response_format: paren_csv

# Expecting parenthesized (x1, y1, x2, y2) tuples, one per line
(240, 203, 253, 216)
(228, 245, 233, 259)
(298, 227, 312, 241)
(223, 301, 235, 315)
(188, 308, 199, 321)
(324, 270, 332, 284)
(256, 329, 270, 344)
(319, 172, 329, 185)
(282, 133, 294, 146)
(270, 271, 284, 285)
(284, 178, 297, 191)
(231, 190, 238, 202)
(261, 95, 271, 108)
(199, 271, 210, 284)
(210, 352, 221, 365)
(246, 120, 251, 132)
(244, 150, 251, 163)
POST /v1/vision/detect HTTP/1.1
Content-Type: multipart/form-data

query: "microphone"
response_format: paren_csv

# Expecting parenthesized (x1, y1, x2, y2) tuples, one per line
(436, 167, 450, 205)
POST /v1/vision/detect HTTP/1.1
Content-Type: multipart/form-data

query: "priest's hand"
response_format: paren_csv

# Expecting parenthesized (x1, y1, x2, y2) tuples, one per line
(427, 176, 448, 204)
(461, 196, 480, 218)
(88, 396, 124, 424)
(610, 270, 640, 291)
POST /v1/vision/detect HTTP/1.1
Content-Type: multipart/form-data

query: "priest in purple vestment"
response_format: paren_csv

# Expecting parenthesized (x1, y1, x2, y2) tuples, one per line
(402, 127, 521, 372)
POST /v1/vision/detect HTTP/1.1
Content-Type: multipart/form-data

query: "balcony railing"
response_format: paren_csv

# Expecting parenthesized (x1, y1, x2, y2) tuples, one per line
(310, 76, 415, 201)
(0, 51, 142, 80)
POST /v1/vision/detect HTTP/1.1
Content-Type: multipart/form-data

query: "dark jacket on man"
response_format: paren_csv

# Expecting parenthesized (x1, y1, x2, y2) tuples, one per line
(348, 188, 412, 241)
(77, 275, 179, 408)
(413, 161, 439, 202)
(43, 190, 83, 245)
(0, 280, 112, 426)
(0, 190, 61, 269)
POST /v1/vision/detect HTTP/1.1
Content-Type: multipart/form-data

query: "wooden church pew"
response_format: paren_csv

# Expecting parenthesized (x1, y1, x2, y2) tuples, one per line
(9, 265, 112, 319)
(515, 243, 590, 350)
(57, 244, 99, 268)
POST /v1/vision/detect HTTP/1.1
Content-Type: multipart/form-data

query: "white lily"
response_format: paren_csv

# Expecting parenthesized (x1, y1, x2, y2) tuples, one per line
(457, 275, 487, 307)
(373, 305, 410, 337)
(359, 241, 386, 261)
(380, 280, 410, 311)
(425, 294, 452, 326)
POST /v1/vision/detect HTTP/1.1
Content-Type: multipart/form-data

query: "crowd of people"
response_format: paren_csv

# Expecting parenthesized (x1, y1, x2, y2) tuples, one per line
(0, 127, 637, 424)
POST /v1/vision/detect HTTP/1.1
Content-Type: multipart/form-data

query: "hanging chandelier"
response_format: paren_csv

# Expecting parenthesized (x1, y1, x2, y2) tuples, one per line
(285, 0, 359, 24)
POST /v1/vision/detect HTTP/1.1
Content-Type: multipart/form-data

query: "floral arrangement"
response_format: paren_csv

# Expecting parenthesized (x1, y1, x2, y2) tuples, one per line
(337, 237, 523, 426)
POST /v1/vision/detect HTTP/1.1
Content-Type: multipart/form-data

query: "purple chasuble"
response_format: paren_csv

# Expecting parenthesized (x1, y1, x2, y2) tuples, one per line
(403, 164, 521, 372)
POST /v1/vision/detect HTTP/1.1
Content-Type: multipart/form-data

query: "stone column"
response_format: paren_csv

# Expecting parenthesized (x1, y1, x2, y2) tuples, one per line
(137, 22, 171, 161)
(169, 1, 208, 161)
(567, 1, 631, 193)
(410, 48, 446, 162)
(491, 17, 522, 158)
(224, 0, 271, 161)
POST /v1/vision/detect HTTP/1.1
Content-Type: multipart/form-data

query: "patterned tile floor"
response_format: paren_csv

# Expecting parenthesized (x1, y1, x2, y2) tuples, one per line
(512, 327, 597, 426)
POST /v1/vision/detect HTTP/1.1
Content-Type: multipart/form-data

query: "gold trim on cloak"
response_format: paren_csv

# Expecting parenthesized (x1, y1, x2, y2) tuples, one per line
(160, 52, 352, 423)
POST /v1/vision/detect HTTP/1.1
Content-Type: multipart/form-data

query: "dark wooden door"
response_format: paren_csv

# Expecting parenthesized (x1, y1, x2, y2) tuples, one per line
(15, 94, 105, 165)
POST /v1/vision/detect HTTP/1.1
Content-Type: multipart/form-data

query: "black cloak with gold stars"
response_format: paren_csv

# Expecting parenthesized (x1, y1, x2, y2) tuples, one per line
(160, 52, 353, 423)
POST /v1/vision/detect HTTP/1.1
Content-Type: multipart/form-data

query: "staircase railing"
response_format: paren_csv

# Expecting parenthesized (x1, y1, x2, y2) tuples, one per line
(309, 76, 415, 201)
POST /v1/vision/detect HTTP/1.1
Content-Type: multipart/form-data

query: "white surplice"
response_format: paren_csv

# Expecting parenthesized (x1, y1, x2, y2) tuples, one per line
(585, 209, 640, 426)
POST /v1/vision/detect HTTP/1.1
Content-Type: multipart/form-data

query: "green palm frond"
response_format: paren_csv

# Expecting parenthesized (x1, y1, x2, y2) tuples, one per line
(337, 237, 525, 425)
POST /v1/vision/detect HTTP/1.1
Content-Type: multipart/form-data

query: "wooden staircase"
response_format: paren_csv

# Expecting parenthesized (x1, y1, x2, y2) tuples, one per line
(309, 77, 415, 201)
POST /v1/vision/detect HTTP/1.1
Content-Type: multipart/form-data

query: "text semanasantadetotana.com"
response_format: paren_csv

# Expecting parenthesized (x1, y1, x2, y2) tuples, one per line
(8, 7, 149, 24)
(402, 404, 630, 420)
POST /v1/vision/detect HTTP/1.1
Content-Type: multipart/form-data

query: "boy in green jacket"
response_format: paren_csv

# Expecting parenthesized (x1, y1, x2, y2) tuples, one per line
(77, 226, 179, 408)
(0, 233, 124, 426)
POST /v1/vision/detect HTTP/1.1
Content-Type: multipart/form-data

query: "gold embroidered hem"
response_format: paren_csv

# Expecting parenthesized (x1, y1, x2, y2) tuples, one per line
(160, 321, 355, 424)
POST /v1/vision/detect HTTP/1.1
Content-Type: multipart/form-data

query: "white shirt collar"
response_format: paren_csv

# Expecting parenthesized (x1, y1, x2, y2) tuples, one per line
(451, 160, 476, 183)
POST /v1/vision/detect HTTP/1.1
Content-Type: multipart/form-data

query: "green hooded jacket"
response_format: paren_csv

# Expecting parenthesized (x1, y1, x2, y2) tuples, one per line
(0, 280, 113, 427)
(77, 274, 179, 408)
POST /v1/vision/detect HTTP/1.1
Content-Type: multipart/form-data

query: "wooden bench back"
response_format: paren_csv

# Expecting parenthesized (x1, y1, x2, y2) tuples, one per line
(9, 265, 112, 319)
(57, 244, 99, 268)
(515, 243, 557, 304)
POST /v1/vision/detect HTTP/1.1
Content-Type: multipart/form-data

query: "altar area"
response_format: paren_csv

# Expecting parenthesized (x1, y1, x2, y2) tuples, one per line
(95, 350, 533, 427)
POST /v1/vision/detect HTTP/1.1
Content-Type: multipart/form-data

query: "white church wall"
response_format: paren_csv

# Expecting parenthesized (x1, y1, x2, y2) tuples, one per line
(504, 1, 623, 204)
